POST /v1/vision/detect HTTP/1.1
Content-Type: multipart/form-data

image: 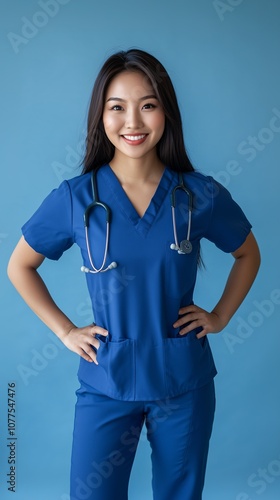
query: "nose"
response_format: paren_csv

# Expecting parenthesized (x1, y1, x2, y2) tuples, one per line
(125, 106, 144, 129)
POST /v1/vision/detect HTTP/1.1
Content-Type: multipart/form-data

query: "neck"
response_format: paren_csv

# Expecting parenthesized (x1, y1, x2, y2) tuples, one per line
(109, 151, 165, 184)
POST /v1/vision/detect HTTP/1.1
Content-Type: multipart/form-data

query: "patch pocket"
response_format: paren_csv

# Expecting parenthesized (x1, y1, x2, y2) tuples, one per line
(96, 337, 135, 400)
(164, 331, 205, 394)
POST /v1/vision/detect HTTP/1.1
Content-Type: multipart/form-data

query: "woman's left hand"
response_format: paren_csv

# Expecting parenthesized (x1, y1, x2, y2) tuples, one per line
(173, 304, 227, 338)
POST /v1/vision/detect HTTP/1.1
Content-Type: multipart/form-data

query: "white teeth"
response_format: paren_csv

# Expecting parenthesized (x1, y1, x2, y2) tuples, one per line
(123, 135, 146, 141)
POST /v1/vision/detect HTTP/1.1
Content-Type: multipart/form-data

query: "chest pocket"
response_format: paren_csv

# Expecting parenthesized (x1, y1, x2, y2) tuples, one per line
(165, 240, 199, 298)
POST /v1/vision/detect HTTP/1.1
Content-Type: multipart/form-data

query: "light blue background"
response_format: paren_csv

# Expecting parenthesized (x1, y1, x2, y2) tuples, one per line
(1, 0, 280, 499)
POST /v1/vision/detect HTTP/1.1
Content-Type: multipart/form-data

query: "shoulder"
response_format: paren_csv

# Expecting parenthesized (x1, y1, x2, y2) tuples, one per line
(63, 172, 91, 191)
(56, 173, 92, 203)
(183, 170, 219, 192)
(184, 170, 234, 200)
(178, 170, 240, 216)
(181, 171, 225, 211)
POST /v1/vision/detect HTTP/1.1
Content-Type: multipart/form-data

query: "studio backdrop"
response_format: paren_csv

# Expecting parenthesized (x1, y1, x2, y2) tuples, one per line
(1, 1, 280, 499)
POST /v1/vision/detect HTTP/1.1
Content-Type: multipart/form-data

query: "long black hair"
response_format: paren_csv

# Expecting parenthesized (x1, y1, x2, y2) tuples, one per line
(82, 49, 195, 174)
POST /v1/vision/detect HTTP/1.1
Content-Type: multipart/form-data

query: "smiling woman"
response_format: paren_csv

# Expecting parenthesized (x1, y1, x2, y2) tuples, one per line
(7, 48, 260, 500)
(102, 71, 166, 213)
(82, 50, 195, 174)
(103, 74, 165, 156)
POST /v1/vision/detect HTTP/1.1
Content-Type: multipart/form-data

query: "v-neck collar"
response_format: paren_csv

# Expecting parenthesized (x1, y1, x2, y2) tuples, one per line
(99, 164, 174, 237)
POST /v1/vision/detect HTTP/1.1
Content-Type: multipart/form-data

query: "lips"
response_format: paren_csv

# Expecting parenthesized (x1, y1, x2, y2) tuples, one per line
(121, 134, 148, 145)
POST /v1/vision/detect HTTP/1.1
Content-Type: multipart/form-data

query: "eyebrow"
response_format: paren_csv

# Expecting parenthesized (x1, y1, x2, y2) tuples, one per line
(106, 94, 158, 102)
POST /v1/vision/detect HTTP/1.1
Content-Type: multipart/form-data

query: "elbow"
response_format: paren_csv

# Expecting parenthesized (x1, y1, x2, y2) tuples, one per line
(252, 237, 261, 275)
(232, 232, 261, 280)
(7, 247, 23, 286)
(256, 245, 261, 270)
(247, 237, 261, 282)
(248, 238, 261, 281)
(7, 254, 12, 280)
(7, 254, 17, 285)
(7, 237, 45, 286)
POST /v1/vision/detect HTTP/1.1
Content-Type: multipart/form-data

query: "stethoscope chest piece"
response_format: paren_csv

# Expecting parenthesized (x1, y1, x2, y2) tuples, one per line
(81, 168, 194, 274)
(179, 239, 192, 254)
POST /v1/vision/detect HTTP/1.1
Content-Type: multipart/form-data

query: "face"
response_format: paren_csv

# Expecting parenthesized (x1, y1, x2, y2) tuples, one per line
(103, 71, 165, 162)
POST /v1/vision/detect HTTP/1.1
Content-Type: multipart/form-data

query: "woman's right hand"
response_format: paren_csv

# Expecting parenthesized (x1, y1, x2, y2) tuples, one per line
(61, 324, 109, 364)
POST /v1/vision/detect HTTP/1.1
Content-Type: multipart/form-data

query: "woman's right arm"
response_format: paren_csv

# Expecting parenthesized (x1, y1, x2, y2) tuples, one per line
(7, 236, 108, 363)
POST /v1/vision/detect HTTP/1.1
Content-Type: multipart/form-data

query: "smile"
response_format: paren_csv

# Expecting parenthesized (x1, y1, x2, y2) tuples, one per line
(121, 134, 148, 145)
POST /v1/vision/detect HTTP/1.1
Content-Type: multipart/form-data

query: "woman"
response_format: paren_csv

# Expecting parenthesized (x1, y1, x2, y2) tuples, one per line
(8, 49, 260, 500)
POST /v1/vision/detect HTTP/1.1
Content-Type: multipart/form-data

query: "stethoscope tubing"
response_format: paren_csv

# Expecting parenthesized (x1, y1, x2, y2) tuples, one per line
(82, 168, 194, 273)
(82, 168, 113, 273)
(85, 222, 110, 273)
(170, 173, 193, 254)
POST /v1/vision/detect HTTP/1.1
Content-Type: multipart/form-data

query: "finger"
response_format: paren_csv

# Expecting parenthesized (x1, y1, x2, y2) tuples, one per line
(178, 305, 202, 315)
(179, 325, 208, 337)
(178, 320, 201, 336)
(73, 331, 100, 351)
(196, 329, 208, 339)
(178, 306, 193, 315)
(173, 312, 204, 328)
(173, 315, 190, 328)
(67, 336, 99, 364)
(81, 345, 98, 364)
(91, 325, 109, 336)
(88, 336, 100, 351)
(74, 346, 96, 363)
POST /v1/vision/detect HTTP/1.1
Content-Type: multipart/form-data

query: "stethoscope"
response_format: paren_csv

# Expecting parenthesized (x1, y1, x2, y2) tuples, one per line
(81, 168, 193, 274)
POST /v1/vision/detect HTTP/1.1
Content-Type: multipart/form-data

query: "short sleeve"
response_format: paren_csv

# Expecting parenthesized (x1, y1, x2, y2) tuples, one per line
(21, 180, 74, 260)
(203, 177, 252, 252)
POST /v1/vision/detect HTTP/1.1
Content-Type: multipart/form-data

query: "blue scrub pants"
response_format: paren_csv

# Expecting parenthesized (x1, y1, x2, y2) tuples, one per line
(70, 380, 215, 500)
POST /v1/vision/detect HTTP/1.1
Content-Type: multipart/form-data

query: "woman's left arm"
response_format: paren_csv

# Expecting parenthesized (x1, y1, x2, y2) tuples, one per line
(173, 232, 261, 338)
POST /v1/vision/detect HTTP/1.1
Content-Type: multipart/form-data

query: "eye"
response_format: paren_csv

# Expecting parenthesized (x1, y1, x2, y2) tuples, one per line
(110, 105, 124, 111)
(142, 103, 156, 110)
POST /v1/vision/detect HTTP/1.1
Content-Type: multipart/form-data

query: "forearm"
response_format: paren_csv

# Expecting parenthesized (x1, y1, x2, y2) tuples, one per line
(174, 233, 261, 337)
(8, 238, 108, 363)
(212, 237, 261, 326)
(8, 265, 76, 340)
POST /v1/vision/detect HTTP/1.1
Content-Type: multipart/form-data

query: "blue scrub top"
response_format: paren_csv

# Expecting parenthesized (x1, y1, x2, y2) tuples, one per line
(22, 165, 252, 401)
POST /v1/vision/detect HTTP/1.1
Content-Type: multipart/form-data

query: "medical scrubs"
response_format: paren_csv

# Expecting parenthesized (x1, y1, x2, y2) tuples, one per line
(22, 165, 252, 499)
